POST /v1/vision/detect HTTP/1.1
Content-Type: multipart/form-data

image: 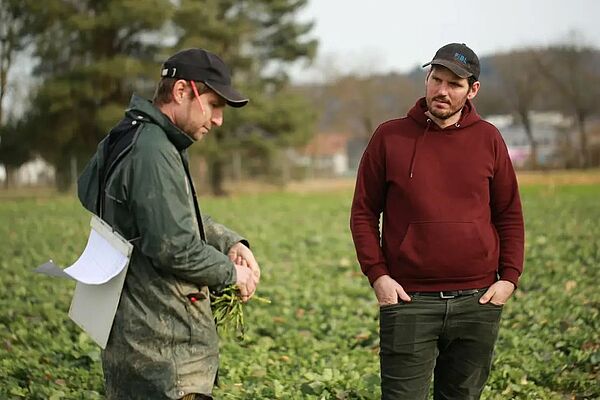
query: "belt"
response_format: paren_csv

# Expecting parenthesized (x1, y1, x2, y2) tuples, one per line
(409, 288, 485, 299)
(180, 394, 212, 400)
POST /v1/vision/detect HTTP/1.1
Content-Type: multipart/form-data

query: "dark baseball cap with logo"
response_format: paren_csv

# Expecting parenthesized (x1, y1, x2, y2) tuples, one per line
(161, 48, 249, 108)
(422, 43, 480, 81)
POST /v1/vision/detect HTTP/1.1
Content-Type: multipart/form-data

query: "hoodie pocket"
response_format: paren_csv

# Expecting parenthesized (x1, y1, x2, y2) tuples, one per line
(398, 222, 488, 277)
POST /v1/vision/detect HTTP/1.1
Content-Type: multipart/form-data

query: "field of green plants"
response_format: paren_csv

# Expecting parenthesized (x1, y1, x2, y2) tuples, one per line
(1, 183, 598, 399)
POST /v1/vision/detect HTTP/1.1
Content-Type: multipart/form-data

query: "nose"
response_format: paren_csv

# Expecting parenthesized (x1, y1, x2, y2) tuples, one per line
(211, 108, 223, 127)
(437, 82, 449, 96)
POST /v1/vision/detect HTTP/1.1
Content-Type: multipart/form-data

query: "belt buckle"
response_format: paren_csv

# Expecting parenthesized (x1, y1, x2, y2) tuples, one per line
(439, 291, 456, 299)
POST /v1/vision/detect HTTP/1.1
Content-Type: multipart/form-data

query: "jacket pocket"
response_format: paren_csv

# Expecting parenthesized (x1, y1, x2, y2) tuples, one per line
(175, 281, 214, 344)
(398, 222, 488, 277)
(175, 279, 203, 297)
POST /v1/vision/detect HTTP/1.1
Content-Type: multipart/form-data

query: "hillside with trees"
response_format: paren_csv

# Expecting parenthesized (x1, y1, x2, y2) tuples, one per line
(1, 0, 599, 190)
(0, 0, 317, 193)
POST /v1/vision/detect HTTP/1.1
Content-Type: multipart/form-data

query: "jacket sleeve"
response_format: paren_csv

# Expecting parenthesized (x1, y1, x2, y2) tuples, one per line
(77, 139, 106, 215)
(202, 214, 249, 254)
(128, 142, 236, 291)
(490, 133, 525, 287)
(350, 128, 389, 285)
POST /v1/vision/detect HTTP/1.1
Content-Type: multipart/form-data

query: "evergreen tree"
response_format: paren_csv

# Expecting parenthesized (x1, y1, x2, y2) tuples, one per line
(171, 0, 318, 194)
(23, 0, 174, 190)
(0, 0, 36, 186)
(0, 119, 32, 188)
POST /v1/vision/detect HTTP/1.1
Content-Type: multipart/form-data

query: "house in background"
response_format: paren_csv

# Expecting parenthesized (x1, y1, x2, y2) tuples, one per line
(297, 132, 351, 177)
(588, 119, 600, 166)
(0, 156, 55, 188)
(487, 112, 571, 168)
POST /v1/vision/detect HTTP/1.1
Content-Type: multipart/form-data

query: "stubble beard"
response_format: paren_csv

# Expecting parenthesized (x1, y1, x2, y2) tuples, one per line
(426, 95, 468, 121)
(179, 103, 206, 141)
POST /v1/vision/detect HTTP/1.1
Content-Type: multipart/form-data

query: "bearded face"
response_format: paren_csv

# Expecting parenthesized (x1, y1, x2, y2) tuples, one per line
(425, 66, 476, 121)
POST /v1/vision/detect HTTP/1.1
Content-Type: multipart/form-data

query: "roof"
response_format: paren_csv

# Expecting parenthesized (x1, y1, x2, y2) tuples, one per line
(303, 132, 350, 157)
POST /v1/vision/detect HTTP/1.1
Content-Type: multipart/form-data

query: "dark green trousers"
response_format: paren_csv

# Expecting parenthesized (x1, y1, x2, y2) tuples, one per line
(379, 291, 503, 400)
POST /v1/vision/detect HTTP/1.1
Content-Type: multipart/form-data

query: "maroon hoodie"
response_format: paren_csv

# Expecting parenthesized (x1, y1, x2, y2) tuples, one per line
(350, 98, 524, 292)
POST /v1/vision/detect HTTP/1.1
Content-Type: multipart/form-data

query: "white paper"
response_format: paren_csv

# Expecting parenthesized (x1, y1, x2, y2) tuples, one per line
(36, 215, 132, 284)
(62, 229, 128, 284)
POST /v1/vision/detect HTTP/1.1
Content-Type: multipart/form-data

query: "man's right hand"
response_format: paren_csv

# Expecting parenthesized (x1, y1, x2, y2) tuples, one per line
(373, 275, 411, 305)
(234, 263, 257, 302)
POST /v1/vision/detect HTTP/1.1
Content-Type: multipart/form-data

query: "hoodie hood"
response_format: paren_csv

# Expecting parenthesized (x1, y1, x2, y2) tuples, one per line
(405, 97, 482, 179)
(408, 97, 481, 131)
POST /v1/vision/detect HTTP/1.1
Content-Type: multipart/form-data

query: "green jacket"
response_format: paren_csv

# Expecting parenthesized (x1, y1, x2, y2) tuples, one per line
(78, 95, 244, 399)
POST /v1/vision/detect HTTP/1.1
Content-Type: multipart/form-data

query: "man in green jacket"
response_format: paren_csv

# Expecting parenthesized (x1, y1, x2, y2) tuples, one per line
(78, 48, 260, 400)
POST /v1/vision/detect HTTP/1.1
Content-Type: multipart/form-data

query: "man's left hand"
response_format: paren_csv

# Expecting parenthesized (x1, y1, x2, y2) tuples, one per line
(479, 280, 515, 306)
(228, 242, 261, 284)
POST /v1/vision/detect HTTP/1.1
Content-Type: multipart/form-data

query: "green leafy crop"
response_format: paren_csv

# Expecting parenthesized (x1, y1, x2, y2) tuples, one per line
(1, 184, 598, 399)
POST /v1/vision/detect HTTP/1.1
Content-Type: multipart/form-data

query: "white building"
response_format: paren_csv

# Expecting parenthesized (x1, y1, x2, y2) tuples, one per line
(487, 112, 571, 167)
(0, 157, 55, 187)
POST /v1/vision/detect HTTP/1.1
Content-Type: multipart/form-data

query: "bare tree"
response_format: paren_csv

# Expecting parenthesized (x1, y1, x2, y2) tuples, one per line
(493, 50, 542, 168)
(325, 73, 419, 139)
(534, 43, 600, 168)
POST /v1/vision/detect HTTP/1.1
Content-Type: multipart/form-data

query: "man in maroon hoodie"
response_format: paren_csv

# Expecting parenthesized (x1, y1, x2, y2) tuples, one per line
(350, 43, 524, 399)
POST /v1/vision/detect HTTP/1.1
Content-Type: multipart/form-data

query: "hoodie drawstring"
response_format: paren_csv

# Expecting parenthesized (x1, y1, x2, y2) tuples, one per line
(409, 119, 431, 178)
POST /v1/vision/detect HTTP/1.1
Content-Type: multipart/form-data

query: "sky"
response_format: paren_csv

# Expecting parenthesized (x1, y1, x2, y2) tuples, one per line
(290, 0, 600, 82)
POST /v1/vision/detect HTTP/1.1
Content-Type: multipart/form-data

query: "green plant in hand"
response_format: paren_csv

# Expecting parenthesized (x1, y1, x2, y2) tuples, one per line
(211, 285, 270, 341)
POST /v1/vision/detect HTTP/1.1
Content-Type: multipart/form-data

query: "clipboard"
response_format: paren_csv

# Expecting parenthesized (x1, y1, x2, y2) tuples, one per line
(35, 215, 133, 349)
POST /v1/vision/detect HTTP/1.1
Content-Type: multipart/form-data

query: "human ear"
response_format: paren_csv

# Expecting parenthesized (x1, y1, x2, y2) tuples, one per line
(172, 79, 188, 104)
(467, 81, 480, 100)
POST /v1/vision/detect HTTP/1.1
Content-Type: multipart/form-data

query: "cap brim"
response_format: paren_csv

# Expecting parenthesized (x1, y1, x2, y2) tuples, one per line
(422, 59, 472, 79)
(204, 81, 249, 108)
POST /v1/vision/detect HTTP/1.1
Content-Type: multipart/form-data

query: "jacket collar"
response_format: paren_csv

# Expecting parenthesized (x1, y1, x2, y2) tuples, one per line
(126, 94, 194, 151)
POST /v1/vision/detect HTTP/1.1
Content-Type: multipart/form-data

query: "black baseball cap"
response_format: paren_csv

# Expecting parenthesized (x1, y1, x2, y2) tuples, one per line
(422, 43, 480, 81)
(161, 48, 249, 108)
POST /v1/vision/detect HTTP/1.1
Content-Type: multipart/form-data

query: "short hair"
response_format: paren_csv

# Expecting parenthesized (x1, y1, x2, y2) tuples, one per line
(152, 78, 209, 106)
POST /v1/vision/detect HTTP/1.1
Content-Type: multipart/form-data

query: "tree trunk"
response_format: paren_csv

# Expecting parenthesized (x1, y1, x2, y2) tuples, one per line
(0, 46, 8, 127)
(527, 139, 539, 170)
(209, 156, 227, 196)
(0, 24, 14, 128)
(54, 159, 72, 192)
(280, 147, 291, 184)
(208, 131, 228, 196)
(70, 155, 78, 191)
(4, 165, 14, 189)
(232, 150, 242, 183)
(575, 112, 588, 168)
(0, 83, 4, 127)
(362, 115, 374, 139)
(520, 112, 539, 169)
